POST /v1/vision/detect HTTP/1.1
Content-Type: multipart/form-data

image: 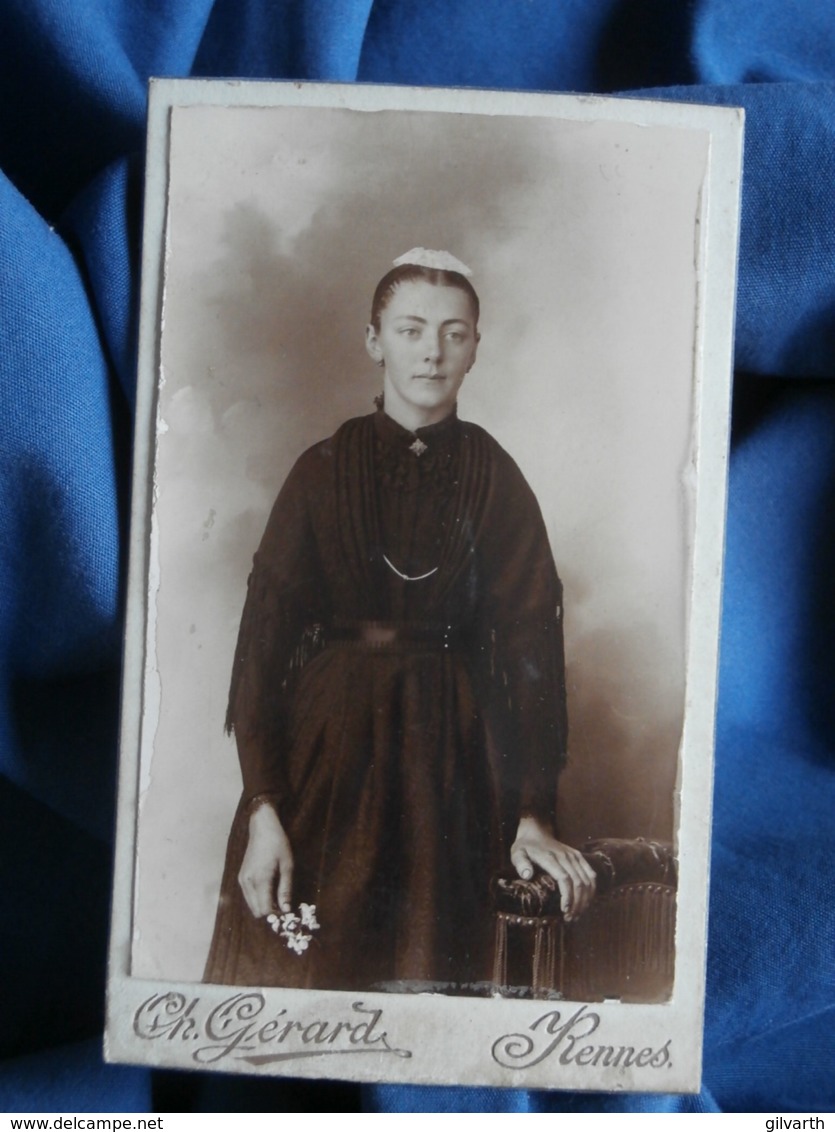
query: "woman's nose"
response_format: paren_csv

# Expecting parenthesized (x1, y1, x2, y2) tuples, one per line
(424, 334, 442, 361)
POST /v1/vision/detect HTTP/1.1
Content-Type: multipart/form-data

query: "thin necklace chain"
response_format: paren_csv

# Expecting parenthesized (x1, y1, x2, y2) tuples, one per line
(382, 554, 439, 582)
(381, 429, 437, 580)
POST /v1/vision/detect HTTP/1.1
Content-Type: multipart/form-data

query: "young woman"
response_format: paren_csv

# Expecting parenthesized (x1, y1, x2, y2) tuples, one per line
(204, 249, 595, 993)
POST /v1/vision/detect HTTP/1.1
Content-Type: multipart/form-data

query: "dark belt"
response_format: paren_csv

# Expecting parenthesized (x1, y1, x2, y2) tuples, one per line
(328, 620, 462, 650)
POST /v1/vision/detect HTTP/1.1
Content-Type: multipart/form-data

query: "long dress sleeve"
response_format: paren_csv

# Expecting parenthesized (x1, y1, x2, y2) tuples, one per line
(225, 453, 325, 811)
(474, 446, 568, 834)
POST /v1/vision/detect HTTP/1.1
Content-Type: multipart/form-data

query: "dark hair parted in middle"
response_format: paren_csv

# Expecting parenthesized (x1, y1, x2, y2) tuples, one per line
(370, 264, 481, 331)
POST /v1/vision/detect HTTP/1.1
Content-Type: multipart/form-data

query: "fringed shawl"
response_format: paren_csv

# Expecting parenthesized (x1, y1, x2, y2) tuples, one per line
(224, 411, 567, 827)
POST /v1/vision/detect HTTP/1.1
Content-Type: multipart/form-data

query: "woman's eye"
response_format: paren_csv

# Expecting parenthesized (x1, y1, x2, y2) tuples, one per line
(399, 327, 420, 338)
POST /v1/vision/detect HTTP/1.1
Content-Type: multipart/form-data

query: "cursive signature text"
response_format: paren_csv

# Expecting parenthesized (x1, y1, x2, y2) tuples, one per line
(133, 992, 412, 1066)
(492, 1005, 672, 1073)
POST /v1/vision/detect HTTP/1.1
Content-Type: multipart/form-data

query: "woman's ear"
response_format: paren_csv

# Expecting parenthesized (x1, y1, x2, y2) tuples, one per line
(365, 323, 383, 365)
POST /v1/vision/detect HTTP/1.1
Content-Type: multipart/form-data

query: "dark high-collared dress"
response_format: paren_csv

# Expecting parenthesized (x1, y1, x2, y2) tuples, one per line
(204, 408, 567, 993)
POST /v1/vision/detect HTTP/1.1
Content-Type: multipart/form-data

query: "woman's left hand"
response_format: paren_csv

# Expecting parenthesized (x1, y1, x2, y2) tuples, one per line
(510, 815, 597, 922)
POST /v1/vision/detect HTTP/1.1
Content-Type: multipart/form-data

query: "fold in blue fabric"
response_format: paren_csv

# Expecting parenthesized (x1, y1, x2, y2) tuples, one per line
(1, 0, 833, 1114)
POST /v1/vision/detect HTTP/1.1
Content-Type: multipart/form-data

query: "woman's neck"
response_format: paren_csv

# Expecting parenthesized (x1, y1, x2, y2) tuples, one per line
(380, 384, 456, 433)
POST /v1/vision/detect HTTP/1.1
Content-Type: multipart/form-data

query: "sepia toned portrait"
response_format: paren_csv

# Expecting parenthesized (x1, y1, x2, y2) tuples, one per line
(108, 81, 742, 1091)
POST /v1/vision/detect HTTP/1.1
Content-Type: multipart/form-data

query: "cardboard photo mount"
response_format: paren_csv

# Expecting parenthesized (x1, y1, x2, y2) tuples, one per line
(106, 78, 743, 1092)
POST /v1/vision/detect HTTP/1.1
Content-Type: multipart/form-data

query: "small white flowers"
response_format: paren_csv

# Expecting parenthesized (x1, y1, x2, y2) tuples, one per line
(267, 903, 320, 955)
(299, 902, 320, 930)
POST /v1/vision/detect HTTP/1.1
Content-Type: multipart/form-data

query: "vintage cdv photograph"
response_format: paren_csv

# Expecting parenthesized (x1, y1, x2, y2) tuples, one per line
(106, 79, 743, 1091)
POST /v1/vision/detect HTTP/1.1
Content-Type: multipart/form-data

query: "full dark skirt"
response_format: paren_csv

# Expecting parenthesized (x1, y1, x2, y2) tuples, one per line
(204, 643, 501, 992)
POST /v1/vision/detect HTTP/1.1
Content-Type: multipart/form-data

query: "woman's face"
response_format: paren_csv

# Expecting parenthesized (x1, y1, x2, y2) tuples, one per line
(365, 279, 479, 431)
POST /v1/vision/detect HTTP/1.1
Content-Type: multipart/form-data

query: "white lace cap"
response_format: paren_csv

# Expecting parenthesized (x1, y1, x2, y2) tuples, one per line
(392, 247, 473, 277)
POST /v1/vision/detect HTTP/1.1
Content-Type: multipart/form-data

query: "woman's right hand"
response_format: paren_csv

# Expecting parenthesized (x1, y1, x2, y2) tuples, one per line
(238, 802, 294, 918)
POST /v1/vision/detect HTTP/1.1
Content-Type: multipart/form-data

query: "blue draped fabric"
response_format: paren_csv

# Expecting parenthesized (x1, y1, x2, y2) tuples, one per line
(1, 0, 833, 1114)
